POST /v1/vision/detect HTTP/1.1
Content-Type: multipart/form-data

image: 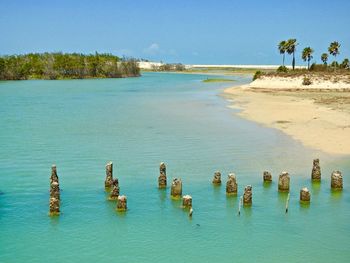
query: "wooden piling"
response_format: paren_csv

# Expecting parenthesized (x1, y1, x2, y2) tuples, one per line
(49, 164, 60, 216)
(226, 173, 238, 195)
(243, 185, 252, 206)
(116, 195, 127, 211)
(158, 162, 167, 188)
(212, 171, 222, 185)
(182, 195, 192, 208)
(109, 179, 120, 200)
(331, 171, 343, 190)
(170, 178, 182, 198)
(189, 207, 193, 217)
(300, 187, 310, 203)
(285, 193, 290, 213)
(278, 172, 290, 192)
(105, 161, 114, 189)
(263, 171, 272, 182)
(238, 196, 242, 216)
(311, 159, 321, 181)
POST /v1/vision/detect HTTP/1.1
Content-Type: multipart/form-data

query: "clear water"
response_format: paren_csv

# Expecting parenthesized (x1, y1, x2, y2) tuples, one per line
(0, 72, 349, 262)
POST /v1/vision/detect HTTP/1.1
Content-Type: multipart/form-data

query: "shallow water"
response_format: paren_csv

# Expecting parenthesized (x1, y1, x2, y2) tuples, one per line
(0, 72, 349, 262)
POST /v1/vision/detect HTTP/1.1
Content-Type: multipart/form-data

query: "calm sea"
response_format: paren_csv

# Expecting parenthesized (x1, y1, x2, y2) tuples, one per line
(0, 72, 349, 262)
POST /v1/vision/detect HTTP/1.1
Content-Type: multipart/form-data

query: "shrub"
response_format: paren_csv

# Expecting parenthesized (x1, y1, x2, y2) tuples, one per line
(340, 58, 349, 69)
(276, 65, 288, 73)
(330, 61, 339, 68)
(310, 63, 327, 71)
(302, 77, 312, 86)
(253, 70, 262, 81)
(175, 63, 185, 71)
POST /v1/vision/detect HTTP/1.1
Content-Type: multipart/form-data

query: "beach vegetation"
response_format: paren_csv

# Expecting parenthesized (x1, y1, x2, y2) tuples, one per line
(310, 63, 327, 72)
(301, 47, 314, 70)
(286, 39, 298, 70)
(175, 64, 186, 71)
(277, 65, 288, 73)
(321, 53, 328, 65)
(151, 63, 186, 72)
(330, 61, 339, 69)
(328, 41, 341, 70)
(0, 52, 140, 80)
(340, 59, 349, 70)
(278, 41, 288, 66)
(253, 70, 262, 80)
(328, 41, 341, 58)
(302, 77, 312, 85)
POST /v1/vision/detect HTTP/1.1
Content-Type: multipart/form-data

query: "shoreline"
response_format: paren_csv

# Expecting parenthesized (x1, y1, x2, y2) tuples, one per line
(223, 76, 350, 155)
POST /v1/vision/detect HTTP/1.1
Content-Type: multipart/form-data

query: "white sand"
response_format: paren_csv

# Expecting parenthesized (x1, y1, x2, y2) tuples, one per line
(187, 64, 305, 69)
(138, 61, 163, 69)
(249, 76, 350, 90)
(224, 77, 350, 155)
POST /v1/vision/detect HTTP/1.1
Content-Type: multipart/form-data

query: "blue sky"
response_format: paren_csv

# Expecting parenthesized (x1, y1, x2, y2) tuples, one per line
(1, 0, 349, 65)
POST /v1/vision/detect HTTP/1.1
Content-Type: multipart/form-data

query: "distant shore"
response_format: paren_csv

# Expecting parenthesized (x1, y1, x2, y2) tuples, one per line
(139, 62, 277, 76)
(138, 61, 306, 70)
(224, 75, 350, 155)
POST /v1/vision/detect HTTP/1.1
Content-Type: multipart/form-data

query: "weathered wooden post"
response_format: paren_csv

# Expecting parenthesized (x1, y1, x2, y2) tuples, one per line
(49, 164, 60, 216)
(51, 164, 59, 185)
(243, 185, 252, 206)
(226, 173, 237, 195)
(105, 161, 114, 189)
(212, 171, 222, 185)
(238, 196, 242, 216)
(263, 171, 272, 182)
(311, 159, 321, 181)
(300, 187, 311, 203)
(50, 181, 60, 200)
(158, 162, 167, 188)
(285, 193, 290, 213)
(278, 172, 290, 192)
(189, 207, 193, 217)
(331, 171, 343, 190)
(170, 178, 182, 198)
(182, 195, 192, 208)
(49, 197, 60, 216)
(109, 179, 120, 200)
(116, 195, 127, 211)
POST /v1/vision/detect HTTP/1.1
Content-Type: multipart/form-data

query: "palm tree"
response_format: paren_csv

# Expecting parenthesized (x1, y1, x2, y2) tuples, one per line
(301, 47, 314, 70)
(278, 41, 287, 66)
(321, 53, 328, 65)
(286, 39, 298, 70)
(328, 41, 341, 70)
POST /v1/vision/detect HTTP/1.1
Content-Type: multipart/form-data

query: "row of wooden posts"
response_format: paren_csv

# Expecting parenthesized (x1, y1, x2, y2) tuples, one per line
(49, 159, 343, 216)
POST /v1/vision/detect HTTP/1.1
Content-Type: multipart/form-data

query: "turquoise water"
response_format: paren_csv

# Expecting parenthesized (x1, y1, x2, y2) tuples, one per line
(0, 72, 349, 262)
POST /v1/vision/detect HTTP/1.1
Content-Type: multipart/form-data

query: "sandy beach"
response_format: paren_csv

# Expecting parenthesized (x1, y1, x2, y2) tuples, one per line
(224, 76, 350, 155)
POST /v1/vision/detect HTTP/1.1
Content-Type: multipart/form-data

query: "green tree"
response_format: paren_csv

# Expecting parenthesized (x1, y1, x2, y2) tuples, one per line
(301, 47, 314, 70)
(0, 57, 5, 78)
(321, 53, 328, 65)
(278, 41, 288, 66)
(328, 41, 340, 70)
(286, 39, 298, 70)
(0, 52, 140, 80)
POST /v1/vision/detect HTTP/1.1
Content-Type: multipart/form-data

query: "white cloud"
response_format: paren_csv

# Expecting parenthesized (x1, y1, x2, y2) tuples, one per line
(143, 43, 160, 55)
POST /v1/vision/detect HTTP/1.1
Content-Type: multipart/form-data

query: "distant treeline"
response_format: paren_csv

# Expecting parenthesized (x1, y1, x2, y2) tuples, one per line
(0, 52, 140, 80)
(151, 63, 186, 71)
